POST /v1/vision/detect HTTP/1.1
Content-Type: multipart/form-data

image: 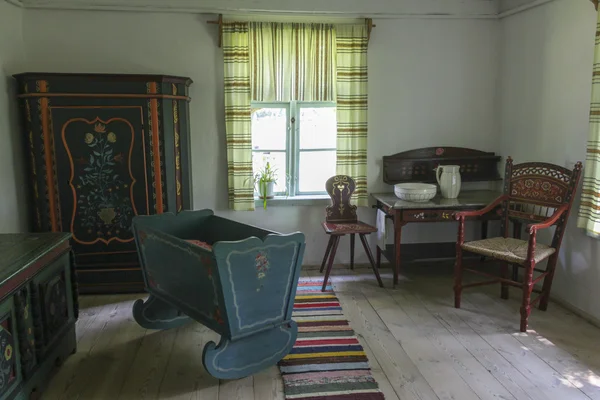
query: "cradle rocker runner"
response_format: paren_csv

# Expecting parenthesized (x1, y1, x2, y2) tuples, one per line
(131, 209, 306, 380)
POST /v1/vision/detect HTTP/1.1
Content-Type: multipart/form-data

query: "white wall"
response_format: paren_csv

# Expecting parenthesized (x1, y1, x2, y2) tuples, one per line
(20, 9, 500, 265)
(499, 0, 538, 13)
(499, 0, 600, 321)
(10, 0, 600, 323)
(0, 0, 27, 233)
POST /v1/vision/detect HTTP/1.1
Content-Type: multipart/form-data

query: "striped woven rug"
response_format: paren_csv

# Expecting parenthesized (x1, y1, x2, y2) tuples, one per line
(278, 279, 385, 400)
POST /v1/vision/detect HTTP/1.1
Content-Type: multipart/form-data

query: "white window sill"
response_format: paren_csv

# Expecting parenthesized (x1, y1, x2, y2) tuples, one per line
(254, 195, 331, 207)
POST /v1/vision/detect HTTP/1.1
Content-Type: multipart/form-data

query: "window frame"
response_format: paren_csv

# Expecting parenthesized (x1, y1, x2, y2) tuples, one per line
(250, 103, 290, 197)
(251, 100, 337, 198)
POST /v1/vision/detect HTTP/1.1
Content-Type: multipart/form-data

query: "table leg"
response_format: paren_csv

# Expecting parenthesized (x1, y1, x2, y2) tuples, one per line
(393, 213, 404, 286)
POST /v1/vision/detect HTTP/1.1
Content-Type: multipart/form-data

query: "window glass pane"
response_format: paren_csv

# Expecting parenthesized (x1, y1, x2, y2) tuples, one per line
(251, 107, 287, 151)
(252, 152, 287, 194)
(298, 151, 336, 193)
(299, 106, 337, 150)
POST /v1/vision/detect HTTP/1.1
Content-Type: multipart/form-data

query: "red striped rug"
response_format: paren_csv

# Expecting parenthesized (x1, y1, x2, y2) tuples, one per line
(278, 279, 385, 400)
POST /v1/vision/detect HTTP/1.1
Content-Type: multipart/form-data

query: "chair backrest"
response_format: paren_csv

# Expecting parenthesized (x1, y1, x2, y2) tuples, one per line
(325, 175, 358, 223)
(501, 157, 582, 247)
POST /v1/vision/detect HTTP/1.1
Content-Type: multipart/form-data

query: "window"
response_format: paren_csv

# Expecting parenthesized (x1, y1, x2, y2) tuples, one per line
(251, 101, 337, 197)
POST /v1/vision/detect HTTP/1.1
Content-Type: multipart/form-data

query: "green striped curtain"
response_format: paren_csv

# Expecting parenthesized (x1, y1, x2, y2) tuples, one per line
(578, 12, 600, 237)
(249, 22, 336, 102)
(335, 24, 369, 206)
(223, 22, 255, 211)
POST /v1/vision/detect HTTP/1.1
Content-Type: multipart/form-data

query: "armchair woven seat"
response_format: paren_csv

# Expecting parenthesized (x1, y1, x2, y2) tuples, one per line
(461, 237, 555, 265)
(453, 157, 583, 332)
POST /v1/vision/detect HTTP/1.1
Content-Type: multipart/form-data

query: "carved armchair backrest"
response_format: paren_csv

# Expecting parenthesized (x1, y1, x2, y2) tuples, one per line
(325, 175, 358, 223)
(501, 157, 583, 247)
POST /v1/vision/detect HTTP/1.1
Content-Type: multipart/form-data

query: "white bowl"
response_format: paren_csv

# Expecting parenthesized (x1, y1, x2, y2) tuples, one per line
(394, 183, 437, 202)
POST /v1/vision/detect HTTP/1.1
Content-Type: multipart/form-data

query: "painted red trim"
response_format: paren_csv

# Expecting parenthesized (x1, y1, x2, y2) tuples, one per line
(148, 82, 163, 213)
(51, 105, 150, 216)
(38, 80, 58, 232)
(18, 92, 190, 101)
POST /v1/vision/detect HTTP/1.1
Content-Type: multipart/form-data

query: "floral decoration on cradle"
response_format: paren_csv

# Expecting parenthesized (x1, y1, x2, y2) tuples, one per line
(201, 255, 214, 280)
(255, 250, 270, 292)
(146, 270, 159, 289)
(77, 123, 133, 237)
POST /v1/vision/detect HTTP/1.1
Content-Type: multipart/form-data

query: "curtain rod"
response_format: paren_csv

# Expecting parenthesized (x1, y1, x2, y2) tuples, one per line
(207, 14, 375, 48)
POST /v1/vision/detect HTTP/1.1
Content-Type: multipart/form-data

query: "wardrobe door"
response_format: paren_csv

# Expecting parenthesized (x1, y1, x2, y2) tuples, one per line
(51, 106, 149, 265)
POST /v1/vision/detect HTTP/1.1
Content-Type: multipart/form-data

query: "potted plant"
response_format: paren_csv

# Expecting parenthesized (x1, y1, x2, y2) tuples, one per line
(250, 162, 278, 209)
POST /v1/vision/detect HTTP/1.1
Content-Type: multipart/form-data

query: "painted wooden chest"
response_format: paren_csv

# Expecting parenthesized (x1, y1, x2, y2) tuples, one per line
(131, 210, 305, 379)
(13, 72, 193, 294)
(0, 233, 77, 399)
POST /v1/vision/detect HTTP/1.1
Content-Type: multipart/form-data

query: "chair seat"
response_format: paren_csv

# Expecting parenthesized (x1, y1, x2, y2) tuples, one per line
(461, 237, 555, 265)
(322, 221, 377, 235)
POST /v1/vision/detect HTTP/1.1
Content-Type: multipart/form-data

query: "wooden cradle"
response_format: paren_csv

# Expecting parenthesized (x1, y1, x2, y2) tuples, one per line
(131, 210, 305, 380)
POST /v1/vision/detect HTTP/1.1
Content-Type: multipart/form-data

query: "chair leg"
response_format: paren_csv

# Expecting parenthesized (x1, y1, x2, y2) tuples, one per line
(454, 246, 464, 308)
(512, 222, 522, 281)
(322, 236, 340, 292)
(520, 261, 535, 332)
(320, 236, 335, 273)
(480, 221, 488, 262)
(350, 234, 355, 270)
(376, 245, 381, 269)
(539, 254, 558, 311)
(500, 262, 509, 300)
(359, 234, 384, 288)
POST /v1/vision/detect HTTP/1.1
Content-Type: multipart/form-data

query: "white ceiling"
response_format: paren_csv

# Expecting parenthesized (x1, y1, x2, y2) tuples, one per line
(7, 0, 548, 17)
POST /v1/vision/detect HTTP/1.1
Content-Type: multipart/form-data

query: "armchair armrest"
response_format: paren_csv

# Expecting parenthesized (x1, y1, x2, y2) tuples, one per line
(454, 195, 508, 220)
(526, 204, 568, 233)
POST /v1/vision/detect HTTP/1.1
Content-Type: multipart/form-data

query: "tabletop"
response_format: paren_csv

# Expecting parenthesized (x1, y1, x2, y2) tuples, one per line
(0, 232, 71, 288)
(371, 190, 503, 210)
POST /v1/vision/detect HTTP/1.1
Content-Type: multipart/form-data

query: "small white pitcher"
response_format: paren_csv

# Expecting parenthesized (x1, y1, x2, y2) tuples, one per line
(435, 165, 461, 199)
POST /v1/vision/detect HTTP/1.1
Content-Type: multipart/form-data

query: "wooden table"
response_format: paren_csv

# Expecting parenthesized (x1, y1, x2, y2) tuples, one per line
(371, 190, 502, 286)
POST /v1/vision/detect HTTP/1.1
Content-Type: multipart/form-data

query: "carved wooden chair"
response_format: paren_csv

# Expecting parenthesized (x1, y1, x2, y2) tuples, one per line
(319, 175, 384, 292)
(453, 157, 583, 332)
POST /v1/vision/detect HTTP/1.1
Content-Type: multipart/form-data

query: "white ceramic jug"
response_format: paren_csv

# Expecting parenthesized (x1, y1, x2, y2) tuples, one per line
(435, 165, 461, 199)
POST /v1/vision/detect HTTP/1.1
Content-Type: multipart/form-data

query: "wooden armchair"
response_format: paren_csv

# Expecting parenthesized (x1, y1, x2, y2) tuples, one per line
(453, 157, 583, 332)
(319, 175, 384, 292)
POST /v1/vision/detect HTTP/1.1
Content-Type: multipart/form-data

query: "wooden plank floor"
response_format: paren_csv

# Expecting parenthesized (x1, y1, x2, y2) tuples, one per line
(42, 263, 600, 400)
